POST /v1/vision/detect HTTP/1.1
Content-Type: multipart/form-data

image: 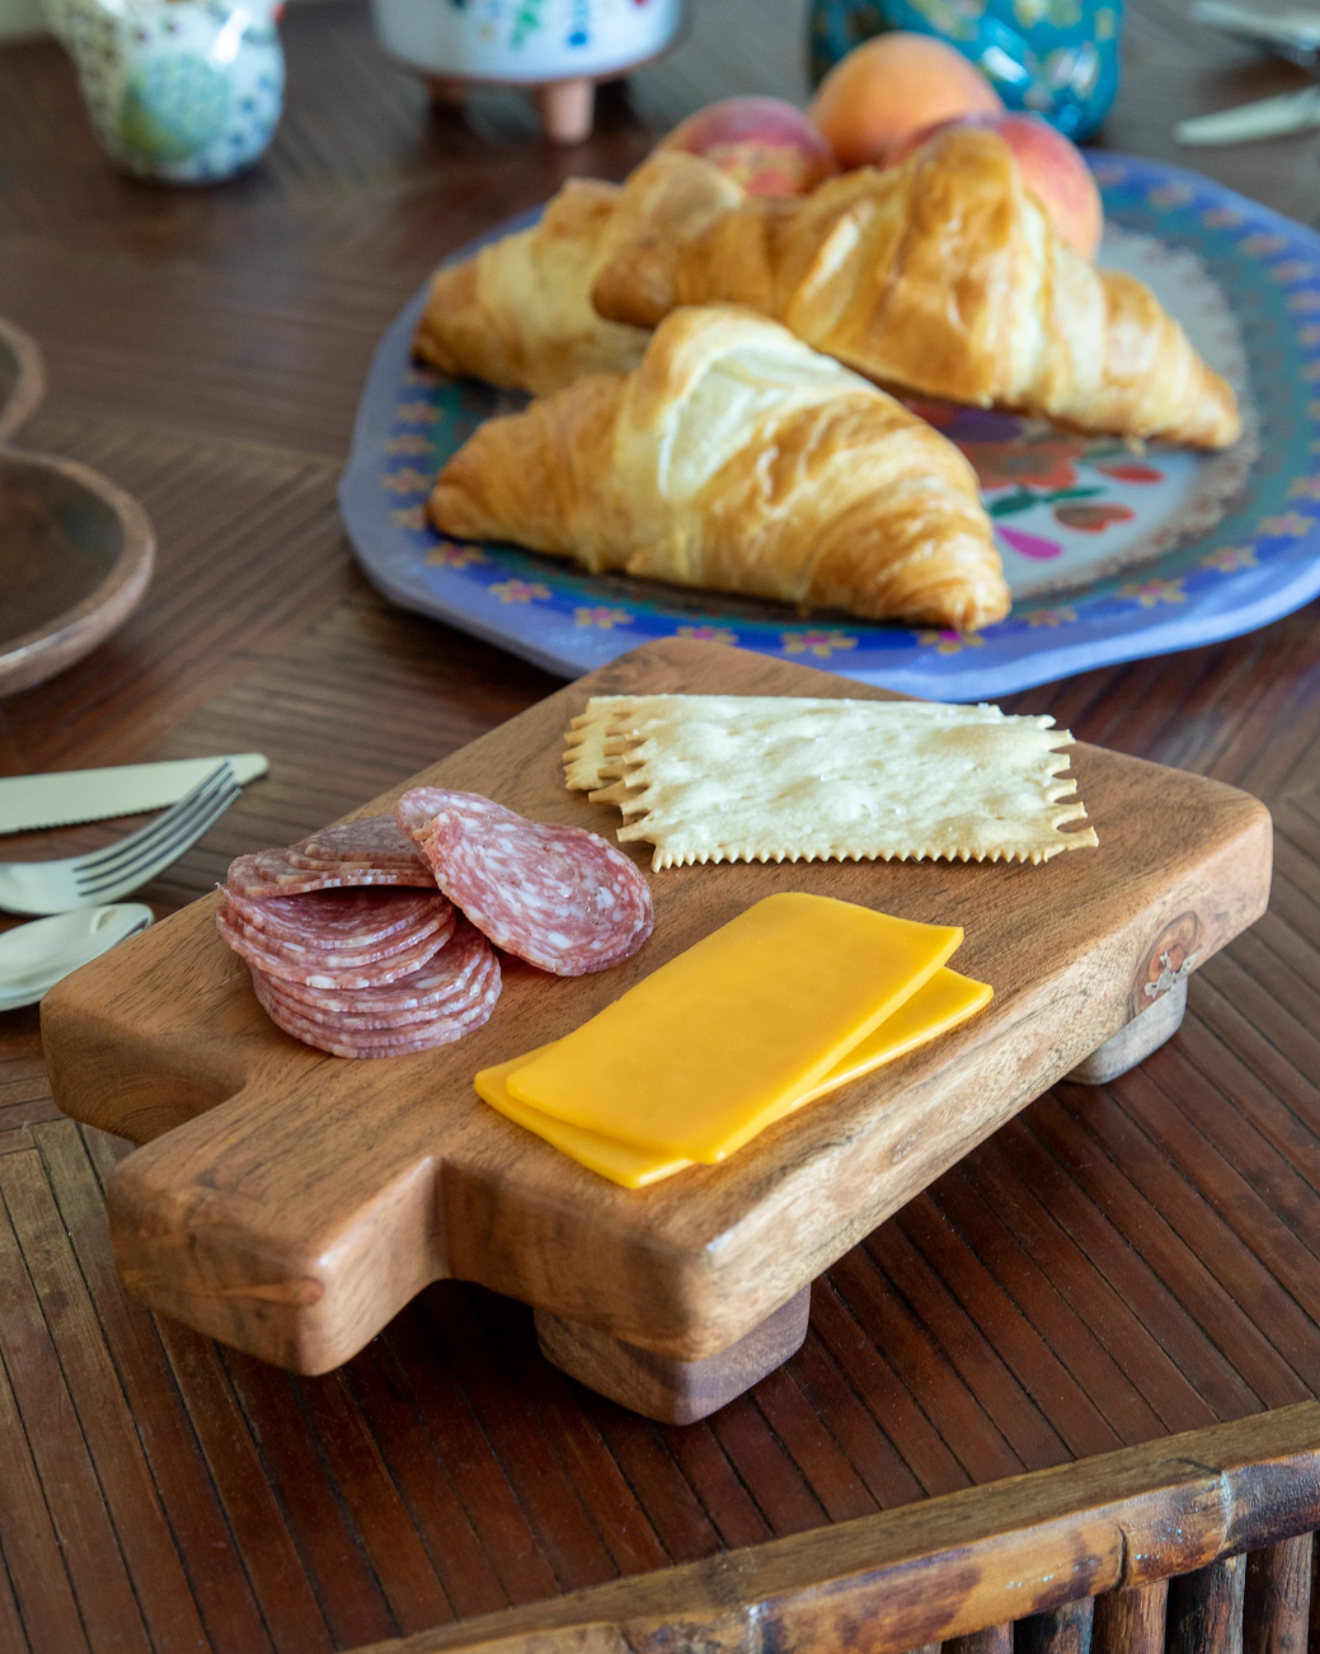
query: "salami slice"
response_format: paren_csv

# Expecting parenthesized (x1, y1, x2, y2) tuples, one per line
(217, 905, 453, 989)
(228, 848, 436, 899)
(251, 964, 500, 1059)
(222, 887, 454, 960)
(396, 788, 653, 976)
(286, 815, 432, 876)
(258, 951, 497, 1032)
(271, 918, 491, 1014)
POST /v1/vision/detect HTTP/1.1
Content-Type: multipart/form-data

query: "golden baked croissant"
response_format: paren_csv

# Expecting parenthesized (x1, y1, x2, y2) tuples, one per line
(413, 153, 744, 397)
(429, 305, 1010, 631)
(592, 128, 1241, 450)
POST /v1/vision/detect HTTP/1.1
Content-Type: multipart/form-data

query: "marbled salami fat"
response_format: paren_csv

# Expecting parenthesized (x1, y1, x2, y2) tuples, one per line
(270, 917, 492, 1014)
(251, 961, 500, 1059)
(222, 887, 454, 959)
(286, 815, 433, 877)
(396, 787, 653, 976)
(217, 904, 454, 989)
(227, 847, 435, 899)
(258, 947, 497, 1033)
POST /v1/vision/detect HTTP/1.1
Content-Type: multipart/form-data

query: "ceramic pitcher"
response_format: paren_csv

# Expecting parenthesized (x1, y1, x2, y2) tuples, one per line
(47, 0, 285, 184)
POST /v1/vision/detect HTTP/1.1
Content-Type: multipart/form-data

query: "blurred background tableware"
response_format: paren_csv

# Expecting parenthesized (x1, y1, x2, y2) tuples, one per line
(807, 0, 1122, 138)
(0, 903, 152, 1008)
(0, 447, 155, 699)
(370, 0, 683, 144)
(0, 754, 269, 832)
(0, 316, 44, 446)
(0, 761, 240, 914)
(45, 0, 284, 183)
(1175, 0, 1320, 141)
(0, 315, 156, 697)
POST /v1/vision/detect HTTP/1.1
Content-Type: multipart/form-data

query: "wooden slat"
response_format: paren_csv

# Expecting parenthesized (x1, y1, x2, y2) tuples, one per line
(340, 1406, 1320, 1654)
(1167, 1554, 1247, 1654)
(1243, 1535, 1311, 1654)
(5, 0, 1320, 1648)
(1092, 1580, 1167, 1654)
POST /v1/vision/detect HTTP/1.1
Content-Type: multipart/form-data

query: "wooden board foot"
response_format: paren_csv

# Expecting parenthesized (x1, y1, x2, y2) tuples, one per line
(1066, 976, 1187, 1086)
(535, 1284, 811, 1423)
(533, 78, 594, 144)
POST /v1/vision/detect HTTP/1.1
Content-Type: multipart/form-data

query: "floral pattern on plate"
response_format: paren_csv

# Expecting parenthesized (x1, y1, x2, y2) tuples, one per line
(340, 158, 1320, 700)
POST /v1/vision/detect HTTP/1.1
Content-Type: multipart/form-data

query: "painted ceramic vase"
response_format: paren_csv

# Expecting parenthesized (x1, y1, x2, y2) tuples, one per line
(46, 0, 285, 184)
(370, 0, 682, 86)
(808, 0, 1122, 139)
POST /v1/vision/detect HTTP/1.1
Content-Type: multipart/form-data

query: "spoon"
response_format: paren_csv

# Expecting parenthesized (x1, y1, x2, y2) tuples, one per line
(0, 903, 153, 1009)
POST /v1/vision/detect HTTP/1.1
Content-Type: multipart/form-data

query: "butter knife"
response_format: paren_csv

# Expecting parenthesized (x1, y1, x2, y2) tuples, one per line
(0, 754, 269, 834)
(1175, 82, 1320, 142)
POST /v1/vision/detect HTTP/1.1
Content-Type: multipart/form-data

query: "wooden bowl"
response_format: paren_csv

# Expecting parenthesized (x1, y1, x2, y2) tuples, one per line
(0, 448, 156, 698)
(0, 316, 45, 445)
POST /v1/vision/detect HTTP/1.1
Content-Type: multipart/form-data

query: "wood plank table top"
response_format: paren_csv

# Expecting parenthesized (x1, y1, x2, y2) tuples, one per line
(2, 3, 1320, 1649)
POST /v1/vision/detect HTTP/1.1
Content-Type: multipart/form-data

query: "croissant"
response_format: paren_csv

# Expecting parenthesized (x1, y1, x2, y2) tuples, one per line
(428, 305, 1010, 631)
(592, 129, 1240, 450)
(413, 153, 743, 397)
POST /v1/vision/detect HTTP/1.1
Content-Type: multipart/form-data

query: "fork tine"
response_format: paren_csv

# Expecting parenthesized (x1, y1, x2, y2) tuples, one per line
(75, 778, 240, 892)
(74, 771, 241, 895)
(73, 765, 235, 877)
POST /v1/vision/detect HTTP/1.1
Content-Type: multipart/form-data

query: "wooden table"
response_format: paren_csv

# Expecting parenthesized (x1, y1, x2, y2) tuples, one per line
(3, 3, 1320, 1650)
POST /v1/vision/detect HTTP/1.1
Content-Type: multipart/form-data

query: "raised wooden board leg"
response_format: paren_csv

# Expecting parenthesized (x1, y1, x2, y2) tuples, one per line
(535, 1284, 811, 1423)
(1065, 976, 1187, 1086)
(533, 78, 594, 144)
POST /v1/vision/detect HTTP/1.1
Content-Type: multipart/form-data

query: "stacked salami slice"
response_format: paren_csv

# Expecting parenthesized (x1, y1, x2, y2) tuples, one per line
(218, 791, 654, 1059)
(218, 814, 500, 1059)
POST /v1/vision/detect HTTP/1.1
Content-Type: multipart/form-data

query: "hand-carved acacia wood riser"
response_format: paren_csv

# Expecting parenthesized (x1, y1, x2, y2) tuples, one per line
(41, 641, 1272, 1398)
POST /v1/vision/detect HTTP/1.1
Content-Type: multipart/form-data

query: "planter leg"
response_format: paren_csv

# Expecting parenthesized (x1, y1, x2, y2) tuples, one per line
(535, 1285, 811, 1423)
(534, 77, 594, 144)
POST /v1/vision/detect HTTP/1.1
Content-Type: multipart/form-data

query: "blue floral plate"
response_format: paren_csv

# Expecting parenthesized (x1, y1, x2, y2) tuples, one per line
(340, 155, 1320, 700)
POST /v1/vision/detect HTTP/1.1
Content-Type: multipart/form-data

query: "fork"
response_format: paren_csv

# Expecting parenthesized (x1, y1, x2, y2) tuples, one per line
(0, 761, 241, 915)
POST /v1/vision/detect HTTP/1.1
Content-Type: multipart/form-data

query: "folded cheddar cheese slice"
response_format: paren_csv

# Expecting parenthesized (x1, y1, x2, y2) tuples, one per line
(501, 892, 965, 1163)
(476, 964, 992, 1188)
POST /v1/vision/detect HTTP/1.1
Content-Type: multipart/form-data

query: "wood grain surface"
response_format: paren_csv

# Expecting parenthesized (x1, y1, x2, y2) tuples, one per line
(344, 1402, 1320, 1654)
(4, 0, 1320, 1647)
(42, 638, 1271, 1379)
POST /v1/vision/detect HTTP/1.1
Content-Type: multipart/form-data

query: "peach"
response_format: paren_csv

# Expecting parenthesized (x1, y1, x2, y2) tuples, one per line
(895, 112, 1103, 259)
(659, 96, 840, 196)
(807, 32, 1002, 171)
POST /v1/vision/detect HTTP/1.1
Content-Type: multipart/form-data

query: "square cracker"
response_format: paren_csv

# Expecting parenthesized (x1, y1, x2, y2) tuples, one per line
(567, 695, 1098, 870)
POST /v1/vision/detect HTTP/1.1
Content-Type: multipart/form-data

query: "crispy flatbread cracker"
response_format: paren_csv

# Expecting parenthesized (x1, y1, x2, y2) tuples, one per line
(565, 695, 1097, 869)
(562, 696, 645, 792)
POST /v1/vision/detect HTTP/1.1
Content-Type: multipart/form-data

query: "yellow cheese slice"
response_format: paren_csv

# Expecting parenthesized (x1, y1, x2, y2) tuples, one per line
(788, 965, 993, 1110)
(476, 1046, 696, 1188)
(476, 966, 992, 1188)
(505, 892, 963, 1162)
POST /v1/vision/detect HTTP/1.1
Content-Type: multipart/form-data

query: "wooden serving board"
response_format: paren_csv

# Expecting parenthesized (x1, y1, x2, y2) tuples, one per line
(43, 640, 1272, 1421)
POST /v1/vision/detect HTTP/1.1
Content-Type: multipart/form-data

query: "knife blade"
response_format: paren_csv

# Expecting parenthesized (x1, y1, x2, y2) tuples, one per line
(0, 754, 269, 834)
(1175, 83, 1320, 143)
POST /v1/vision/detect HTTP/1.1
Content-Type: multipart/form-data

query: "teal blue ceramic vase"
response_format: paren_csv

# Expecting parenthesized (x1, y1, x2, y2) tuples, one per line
(808, 0, 1122, 139)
